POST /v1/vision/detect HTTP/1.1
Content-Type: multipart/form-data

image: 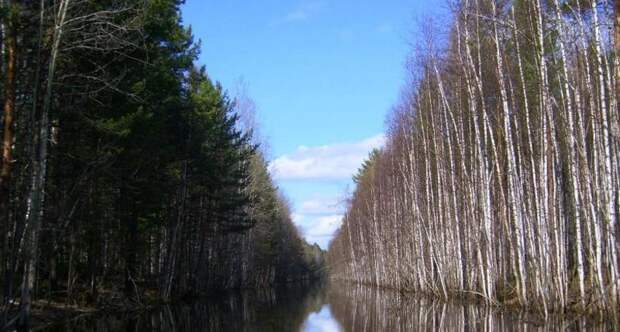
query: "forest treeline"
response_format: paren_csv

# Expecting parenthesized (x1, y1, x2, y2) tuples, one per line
(0, 0, 324, 328)
(328, 0, 619, 315)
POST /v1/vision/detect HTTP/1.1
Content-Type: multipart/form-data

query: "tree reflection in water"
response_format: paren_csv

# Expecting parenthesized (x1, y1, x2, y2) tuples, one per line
(42, 282, 326, 332)
(42, 282, 617, 331)
(328, 283, 618, 332)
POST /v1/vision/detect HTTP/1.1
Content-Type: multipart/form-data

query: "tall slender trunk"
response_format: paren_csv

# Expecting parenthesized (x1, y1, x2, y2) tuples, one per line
(616, 0, 620, 112)
(462, 0, 494, 300)
(433, 62, 464, 291)
(0, 0, 16, 325)
(513, 6, 550, 308)
(613, 0, 620, 307)
(0, 0, 16, 218)
(20, 0, 70, 327)
(551, 0, 586, 306)
(491, 1, 527, 305)
(591, 0, 619, 306)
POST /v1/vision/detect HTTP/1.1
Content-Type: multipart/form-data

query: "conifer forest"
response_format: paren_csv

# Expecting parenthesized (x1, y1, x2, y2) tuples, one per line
(0, 0, 619, 330)
(0, 0, 324, 329)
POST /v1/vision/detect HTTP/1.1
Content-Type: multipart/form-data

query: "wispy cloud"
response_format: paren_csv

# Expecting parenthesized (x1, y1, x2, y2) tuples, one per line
(291, 196, 344, 249)
(300, 197, 344, 216)
(275, 134, 385, 248)
(271, 1, 325, 26)
(269, 134, 385, 181)
(295, 214, 343, 249)
(305, 215, 342, 237)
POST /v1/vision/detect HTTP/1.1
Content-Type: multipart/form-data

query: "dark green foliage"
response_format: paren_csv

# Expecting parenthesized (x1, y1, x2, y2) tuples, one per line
(353, 148, 381, 184)
(0, 0, 324, 323)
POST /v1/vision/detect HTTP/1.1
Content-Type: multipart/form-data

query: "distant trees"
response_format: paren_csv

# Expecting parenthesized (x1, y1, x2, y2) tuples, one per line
(0, 0, 323, 329)
(328, 0, 619, 315)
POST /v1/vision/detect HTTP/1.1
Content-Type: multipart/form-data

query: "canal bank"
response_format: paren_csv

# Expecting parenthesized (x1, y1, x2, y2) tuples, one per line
(35, 281, 617, 331)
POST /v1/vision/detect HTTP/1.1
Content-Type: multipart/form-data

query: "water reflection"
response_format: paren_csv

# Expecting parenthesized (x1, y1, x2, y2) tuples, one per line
(42, 282, 326, 332)
(327, 283, 617, 332)
(301, 305, 342, 332)
(41, 282, 617, 331)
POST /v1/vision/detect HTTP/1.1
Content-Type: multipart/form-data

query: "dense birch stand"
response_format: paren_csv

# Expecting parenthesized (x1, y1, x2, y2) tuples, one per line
(328, 0, 620, 315)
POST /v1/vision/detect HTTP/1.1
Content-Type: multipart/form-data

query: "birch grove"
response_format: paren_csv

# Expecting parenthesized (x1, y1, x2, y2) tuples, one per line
(328, 0, 620, 314)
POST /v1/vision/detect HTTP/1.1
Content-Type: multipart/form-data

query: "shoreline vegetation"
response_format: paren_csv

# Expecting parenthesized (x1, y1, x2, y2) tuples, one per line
(1, 0, 619, 330)
(329, 279, 615, 323)
(327, 282, 618, 330)
(32, 281, 329, 331)
(328, 0, 620, 319)
(0, 0, 325, 330)
(5, 279, 326, 330)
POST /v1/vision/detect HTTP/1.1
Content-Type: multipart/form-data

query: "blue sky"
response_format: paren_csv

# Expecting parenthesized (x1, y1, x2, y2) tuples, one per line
(181, 1, 444, 249)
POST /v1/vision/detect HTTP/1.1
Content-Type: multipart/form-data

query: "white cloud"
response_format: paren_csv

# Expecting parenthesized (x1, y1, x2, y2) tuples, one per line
(296, 214, 343, 249)
(272, 1, 324, 26)
(292, 213, 305, 224)
(269, 134, 385, 181)
(305, 215, 342, 237)
(302, 305, 343, 332)
(273, 134, 385, 249)
(299, 197, 344, 216)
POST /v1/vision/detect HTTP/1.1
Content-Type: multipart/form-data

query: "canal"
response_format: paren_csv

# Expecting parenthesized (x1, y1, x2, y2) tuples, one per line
(41, 282, 616, 331)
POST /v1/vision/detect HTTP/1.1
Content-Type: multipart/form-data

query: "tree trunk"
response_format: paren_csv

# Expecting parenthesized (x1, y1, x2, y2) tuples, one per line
(19, 0, 70, 327)
(0, 0, 16, 220)
(0, 0, 16, 325)
(121, 184, 138, 298)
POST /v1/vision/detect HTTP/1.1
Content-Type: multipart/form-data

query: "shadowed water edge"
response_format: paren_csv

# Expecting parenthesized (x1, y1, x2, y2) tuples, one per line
(37, 281, 619, 331)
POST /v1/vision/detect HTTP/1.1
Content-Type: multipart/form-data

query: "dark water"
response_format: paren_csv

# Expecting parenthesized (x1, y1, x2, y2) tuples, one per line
(40, 282, 617, 331)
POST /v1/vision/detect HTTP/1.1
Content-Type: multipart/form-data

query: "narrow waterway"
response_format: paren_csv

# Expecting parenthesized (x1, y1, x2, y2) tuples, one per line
(42, 282, 616, 331)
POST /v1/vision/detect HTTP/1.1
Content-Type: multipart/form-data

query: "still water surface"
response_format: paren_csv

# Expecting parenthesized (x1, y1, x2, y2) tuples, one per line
(43, 282, 616, 331)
